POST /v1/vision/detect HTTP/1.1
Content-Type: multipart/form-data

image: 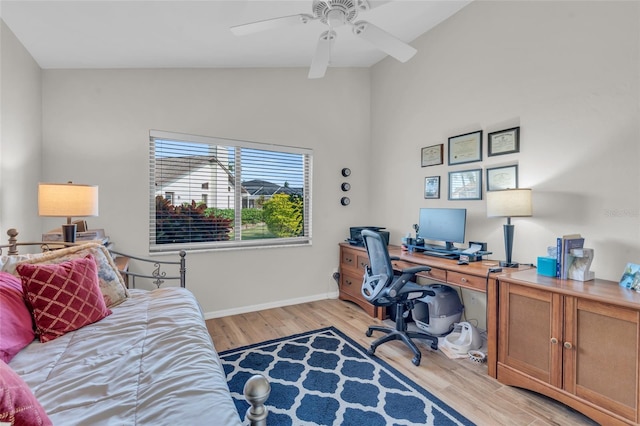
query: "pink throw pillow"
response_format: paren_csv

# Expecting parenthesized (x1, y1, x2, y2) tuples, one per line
(0, 272, 35, 363)
(0, 360, 52, 425)
(17, 255, 111, 343)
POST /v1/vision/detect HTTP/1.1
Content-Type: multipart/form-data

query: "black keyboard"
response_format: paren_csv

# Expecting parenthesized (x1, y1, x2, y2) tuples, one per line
(422, 250, 459, 259)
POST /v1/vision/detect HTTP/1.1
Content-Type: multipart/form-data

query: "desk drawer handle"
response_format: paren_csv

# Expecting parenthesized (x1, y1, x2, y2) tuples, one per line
(564, 341, 573, 350)
(345, 258, 353, 263)
(550, 337, 558, 345)
(345, 279, 352, 286)
(460, 277, 467, 283)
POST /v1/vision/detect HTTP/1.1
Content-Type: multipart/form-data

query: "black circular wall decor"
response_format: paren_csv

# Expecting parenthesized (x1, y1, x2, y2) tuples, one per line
(341, 182, 351, 192)
(340, 197, 350, 206)
(341, 168, 351, 177)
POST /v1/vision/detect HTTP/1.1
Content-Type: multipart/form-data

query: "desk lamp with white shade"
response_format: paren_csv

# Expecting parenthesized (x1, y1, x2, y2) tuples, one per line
(486, 188, 532, 268)
(38, 182, 99, 243)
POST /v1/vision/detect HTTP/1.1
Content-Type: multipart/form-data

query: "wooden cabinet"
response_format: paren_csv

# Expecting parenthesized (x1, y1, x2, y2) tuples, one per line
(498, 270, 640, 425)
(338, 245, 381, 319)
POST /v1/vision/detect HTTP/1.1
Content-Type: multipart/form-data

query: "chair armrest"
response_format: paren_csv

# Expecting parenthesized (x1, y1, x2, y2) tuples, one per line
(401, 265, 431, 275)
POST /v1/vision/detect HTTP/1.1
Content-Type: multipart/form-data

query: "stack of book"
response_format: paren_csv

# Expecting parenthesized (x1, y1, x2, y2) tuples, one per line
(556, 234, 584, 279)
(42, 229, 110, 246)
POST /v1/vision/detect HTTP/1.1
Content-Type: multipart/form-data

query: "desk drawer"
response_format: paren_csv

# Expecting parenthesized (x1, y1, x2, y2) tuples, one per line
(341, 248, 358, 271)
(339, 270, 378, 318)
(340, 270, 364, 299)
(392, 261, 447, 283)
(356, 254, 369, 271)
(448, 271, 486, 291)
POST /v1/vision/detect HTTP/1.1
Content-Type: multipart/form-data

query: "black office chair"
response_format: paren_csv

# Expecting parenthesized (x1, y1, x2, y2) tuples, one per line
(361, 229, 439, 366)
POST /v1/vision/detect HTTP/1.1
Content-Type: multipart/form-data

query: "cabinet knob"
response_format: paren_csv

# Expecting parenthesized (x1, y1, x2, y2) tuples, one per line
(550, 337, 558, 344)
(461, 277, 467, 283)
(564, 341, 573, 349)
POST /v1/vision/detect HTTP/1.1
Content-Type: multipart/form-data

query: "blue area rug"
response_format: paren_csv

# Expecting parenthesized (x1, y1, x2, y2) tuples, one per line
(219, 326, 475, 426)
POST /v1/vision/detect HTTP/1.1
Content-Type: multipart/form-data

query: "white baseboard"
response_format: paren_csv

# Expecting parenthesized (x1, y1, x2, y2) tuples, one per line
(202, 290, 340, 320)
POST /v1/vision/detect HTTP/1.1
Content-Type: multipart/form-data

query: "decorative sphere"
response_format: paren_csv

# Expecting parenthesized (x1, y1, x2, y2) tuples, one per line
(244, 374, 271, 401)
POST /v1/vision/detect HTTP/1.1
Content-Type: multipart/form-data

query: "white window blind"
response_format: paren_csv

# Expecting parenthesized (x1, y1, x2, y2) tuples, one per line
(149, 130, 312, 253)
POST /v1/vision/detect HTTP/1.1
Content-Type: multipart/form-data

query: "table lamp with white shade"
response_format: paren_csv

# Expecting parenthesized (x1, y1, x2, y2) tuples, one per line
(486, 188, 532, 268)
(38, 182, 99, 243)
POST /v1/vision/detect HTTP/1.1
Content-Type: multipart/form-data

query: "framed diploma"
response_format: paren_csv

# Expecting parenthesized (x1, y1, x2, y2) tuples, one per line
(424, 176, 440, 199)
(488, 127, 520, 156)
(448, 169, 482, 200)
(448, 130, 482, 165)
(421, 144, 443, 167)
(486, 164, 518, 191)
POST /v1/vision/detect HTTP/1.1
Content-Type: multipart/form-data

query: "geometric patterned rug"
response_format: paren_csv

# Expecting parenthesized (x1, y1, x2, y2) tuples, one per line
(219, 327, 475, 426)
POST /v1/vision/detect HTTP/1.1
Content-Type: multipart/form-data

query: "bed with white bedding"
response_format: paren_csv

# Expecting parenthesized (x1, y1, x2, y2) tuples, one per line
(9, 288, 242, 425)
(0, 230, 269, 426)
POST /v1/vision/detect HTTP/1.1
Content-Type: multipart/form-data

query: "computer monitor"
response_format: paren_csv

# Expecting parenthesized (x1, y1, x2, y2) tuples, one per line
(418, 208, 467, 251)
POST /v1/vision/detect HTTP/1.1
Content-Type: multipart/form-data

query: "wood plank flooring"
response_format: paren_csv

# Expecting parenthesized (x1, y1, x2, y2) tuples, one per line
(206, 298, 598, 426)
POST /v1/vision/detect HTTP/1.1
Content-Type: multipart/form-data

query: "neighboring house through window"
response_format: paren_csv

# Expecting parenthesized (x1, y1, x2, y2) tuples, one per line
(149, 130, 312, 252)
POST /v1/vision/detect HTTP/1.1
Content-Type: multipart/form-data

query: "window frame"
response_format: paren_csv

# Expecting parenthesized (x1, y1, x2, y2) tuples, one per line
(149, 130, 313, 253)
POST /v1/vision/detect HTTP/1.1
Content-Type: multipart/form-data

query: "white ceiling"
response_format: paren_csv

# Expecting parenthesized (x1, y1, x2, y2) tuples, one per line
(0, 0, 470, 70)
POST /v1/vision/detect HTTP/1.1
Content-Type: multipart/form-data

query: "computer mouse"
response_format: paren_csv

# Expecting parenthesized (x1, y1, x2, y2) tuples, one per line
(457, 260, 469, 265)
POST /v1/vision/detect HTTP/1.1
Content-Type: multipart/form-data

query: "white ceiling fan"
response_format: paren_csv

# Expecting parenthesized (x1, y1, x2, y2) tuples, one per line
(231, 0, 417, 79)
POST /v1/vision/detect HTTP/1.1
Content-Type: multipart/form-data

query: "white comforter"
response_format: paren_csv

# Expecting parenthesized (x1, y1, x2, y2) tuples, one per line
(9, 288, 242, 426)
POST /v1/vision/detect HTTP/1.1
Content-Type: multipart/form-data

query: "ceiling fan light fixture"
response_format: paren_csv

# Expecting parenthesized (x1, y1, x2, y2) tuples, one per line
(326, 9, 346, 28)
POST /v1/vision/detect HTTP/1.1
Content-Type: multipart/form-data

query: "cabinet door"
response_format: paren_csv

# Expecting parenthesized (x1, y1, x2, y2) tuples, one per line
(499, 283, 563, 387)
(564, 297, 639, 422)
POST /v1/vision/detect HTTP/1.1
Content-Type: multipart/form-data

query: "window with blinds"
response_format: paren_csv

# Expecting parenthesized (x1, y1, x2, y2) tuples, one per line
(149, 130, 312, 253)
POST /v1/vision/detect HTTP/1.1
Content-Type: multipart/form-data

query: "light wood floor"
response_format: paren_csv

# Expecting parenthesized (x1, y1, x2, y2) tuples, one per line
(206, 298, 598, 426)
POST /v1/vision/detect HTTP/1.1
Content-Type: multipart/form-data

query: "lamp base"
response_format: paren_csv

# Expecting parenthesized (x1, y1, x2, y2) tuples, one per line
(62, 224, 77, 243)
(499, 260, 520, 268)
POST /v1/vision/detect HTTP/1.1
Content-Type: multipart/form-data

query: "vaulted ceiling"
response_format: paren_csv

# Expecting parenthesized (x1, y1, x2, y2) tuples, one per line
(1, 0, 471, 70)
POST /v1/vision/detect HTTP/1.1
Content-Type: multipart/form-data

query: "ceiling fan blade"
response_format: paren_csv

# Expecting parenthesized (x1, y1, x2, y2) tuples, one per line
(231, 14, 315, 36)
(352, 20, 417, 63)
(308, 30, 336, 79)
(356, 0, 393, 12)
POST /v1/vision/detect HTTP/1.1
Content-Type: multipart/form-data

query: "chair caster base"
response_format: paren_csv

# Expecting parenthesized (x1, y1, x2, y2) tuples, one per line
(365, 329, 373, 337)
(412, 356, 421, 366)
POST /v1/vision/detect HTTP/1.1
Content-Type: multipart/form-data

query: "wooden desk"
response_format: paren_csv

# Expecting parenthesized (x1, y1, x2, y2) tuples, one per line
(338, 242, 528, 378)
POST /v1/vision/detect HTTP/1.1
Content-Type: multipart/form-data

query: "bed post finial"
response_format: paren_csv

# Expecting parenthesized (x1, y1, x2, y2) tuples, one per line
(7, 228, 18, 255)
(243, 374, 270, 426)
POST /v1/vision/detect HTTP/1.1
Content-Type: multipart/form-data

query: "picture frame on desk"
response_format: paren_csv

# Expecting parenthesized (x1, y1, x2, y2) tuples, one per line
(421, 144, 443, 167)
(448, 130, 482, 165)
(448, 169, 482, 200)
(488, 127, 520, 156)
(424, 176, 440, 199)
(486, 164, 518, 191)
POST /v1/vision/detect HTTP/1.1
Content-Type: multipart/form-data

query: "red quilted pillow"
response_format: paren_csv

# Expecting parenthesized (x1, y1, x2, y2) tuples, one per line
(0, 360, 52, 425)
(0, 272, 35, 363)
(17, 255, 111, 343)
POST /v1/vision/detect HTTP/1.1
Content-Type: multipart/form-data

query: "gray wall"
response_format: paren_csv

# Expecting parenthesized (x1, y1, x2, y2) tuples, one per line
(371, 0, 639, 282)
(41, 68, 371, 317)
(0, 21, 42, 237)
